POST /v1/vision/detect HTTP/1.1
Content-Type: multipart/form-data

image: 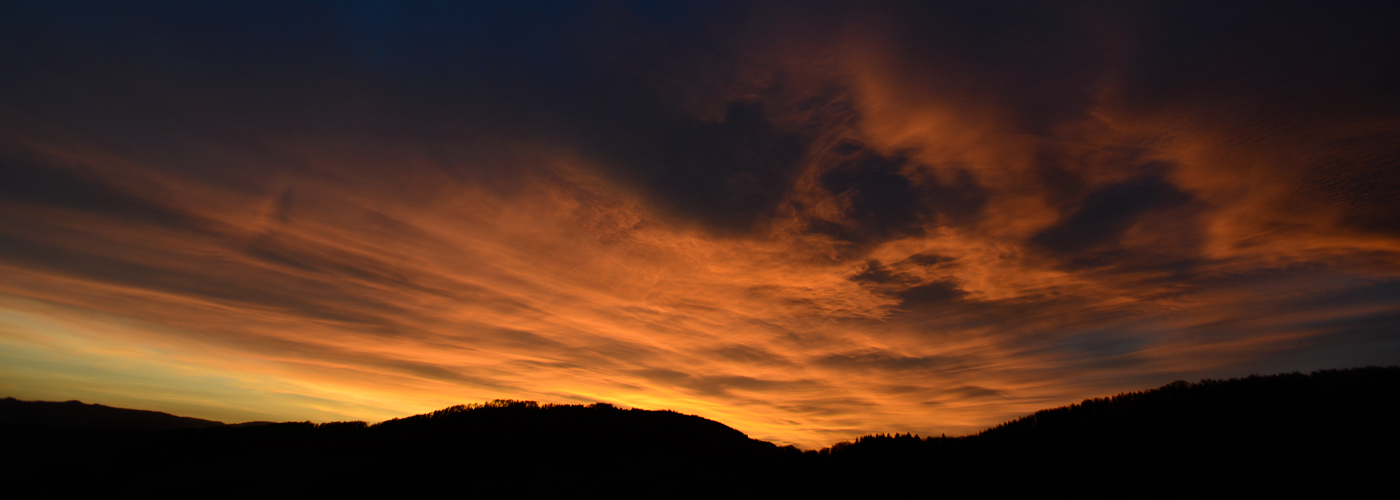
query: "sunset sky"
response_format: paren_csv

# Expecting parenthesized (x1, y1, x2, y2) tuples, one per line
(2, 1, 1398, 448)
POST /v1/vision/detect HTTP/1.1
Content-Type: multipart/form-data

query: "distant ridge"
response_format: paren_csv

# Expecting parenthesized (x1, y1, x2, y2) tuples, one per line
(4, 367, 1397, 495)
(0, 397, 224, 430)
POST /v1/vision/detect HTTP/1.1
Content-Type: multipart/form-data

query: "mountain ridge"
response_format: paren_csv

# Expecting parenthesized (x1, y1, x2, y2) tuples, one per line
(5, 366, 1397, 495)
(0, 397, 225, 429)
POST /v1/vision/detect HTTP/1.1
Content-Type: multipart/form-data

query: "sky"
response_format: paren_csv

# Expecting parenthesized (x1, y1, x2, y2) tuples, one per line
(2, 0, 1398, 448)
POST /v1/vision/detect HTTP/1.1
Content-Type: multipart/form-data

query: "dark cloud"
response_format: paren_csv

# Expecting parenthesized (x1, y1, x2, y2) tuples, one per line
(0, 1, 831, 235)
(950, 385, 1006, 399)
(909, 168, 989, 228)
(0, 159, 218, 235)
(849, 260, 916, 286)
(1031, 175, 1193, 257)
(818, 146, 923, 243)
(897, 281, 967, 309)
(810, 144, 988, 248)
(1286, 279, 1400, 311)
(585, 101, 810, 233)
(897, 253, 954, 267)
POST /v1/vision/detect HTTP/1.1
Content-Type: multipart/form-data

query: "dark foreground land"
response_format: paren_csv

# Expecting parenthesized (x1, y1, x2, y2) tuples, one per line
(5, 367, 1398, 496)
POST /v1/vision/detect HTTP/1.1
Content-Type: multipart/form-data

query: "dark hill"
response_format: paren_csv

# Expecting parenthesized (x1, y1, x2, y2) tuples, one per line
(0, 397, 224, 430)
(3, 399, 801, 494)
(819, 367, 1400, 496)
(5, 367, 1398, 496)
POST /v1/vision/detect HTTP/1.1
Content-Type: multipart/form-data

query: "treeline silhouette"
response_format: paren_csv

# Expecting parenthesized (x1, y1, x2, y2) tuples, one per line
(812, 367, 1400, 496)
(5, 367, 1397, 496)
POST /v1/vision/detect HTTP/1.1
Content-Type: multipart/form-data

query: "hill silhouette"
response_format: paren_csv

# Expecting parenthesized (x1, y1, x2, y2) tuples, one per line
(0, 397, 224, 430)
(3, 399, 801, 494)
(4, 367, 1397, 495)
(816, 367, 1400, 496)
